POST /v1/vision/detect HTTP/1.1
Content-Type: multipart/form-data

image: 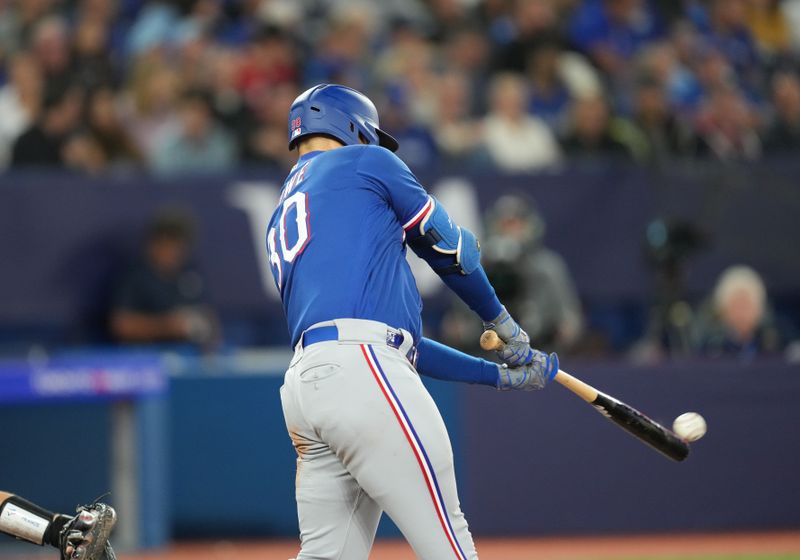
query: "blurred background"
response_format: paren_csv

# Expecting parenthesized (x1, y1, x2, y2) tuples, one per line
(1, 0, 799, 558)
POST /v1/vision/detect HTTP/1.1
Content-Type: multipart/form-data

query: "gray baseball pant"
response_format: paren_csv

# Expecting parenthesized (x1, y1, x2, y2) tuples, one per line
(280, 318, 478, 560)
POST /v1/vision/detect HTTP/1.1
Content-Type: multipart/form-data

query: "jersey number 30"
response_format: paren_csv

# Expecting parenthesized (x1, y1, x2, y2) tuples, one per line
(268, 192, 310, 290)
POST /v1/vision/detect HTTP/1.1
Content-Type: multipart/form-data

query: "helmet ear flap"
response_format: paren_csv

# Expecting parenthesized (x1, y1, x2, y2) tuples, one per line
(351, 122, 371, 145)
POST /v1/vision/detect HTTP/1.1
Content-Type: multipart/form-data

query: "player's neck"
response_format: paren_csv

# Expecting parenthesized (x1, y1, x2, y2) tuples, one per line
(297, 136, 345, 157)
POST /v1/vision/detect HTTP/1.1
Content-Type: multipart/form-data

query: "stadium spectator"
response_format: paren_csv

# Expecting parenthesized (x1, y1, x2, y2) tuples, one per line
(686, 47, 743, 112)
(561, 95, 633, 160)
(481, 73, 562, 173)
(172, 31, 215, 97)
(635, 41, 702, 115)
(379, 90, 439, 170)
(695, 46, 738, 89)
(441, 25, 492, 114)
(205, 48, 254, 158)
(693, 265, 783, 359)
(622, 77, 696, 164)
(62, 130, 107, 175)
(174, 0, 226, 46)
(746, 0, 793, 58)
(151, 90, 237, 176)
(85, 88, 142, 171)
(693, 86, 762, 161)
(431, 71, 484, 164)
(71, 12, 116, 90)
(782, 0, 800, 52)
(303, 6, 371, 90)
(568, 0, 665, 78)
(525, 35, 577, 132)
(244, 81, 298, 169)
(110, 210, 218, 348)
(697, 0, 763, 91)
(427, 0, 475, 41)
(0, 0, 54, 55)
(238, 26, 298, 106)
(375, 23, 440, 128)
(524, 33, 603, 133)
(492, 0, 562, 74)
(0, 52, 42, 170)
(30, 17, 73, 101)
(122, 60, 182, 162)
(77, 0, 117, 27)
(763, 71, 800, 154)
(11, 88, 82, 169)
(125, 1, 181, 56)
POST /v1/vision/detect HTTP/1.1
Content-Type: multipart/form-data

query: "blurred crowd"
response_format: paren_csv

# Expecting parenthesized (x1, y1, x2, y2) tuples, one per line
(1, 0, 800, 176)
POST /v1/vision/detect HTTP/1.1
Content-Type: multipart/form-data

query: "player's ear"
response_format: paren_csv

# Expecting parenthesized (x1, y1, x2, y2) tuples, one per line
(358, 132, 369, 145)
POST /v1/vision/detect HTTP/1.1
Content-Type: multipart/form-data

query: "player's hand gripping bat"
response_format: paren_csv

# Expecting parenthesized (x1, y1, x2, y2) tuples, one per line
(480, 330, 689, 462)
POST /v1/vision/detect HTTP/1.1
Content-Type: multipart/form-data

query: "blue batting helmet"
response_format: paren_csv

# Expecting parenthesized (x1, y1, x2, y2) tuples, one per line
(287, 84, 398, 152)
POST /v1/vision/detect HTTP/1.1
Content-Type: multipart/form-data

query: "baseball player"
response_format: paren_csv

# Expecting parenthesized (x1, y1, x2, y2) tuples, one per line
(0, 491, 116, 559)
(269, 84, 559, 560)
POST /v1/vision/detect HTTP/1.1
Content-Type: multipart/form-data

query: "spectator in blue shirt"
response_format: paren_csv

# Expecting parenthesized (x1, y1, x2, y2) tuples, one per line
(695, 0, 763, 91)
(526, 35, 573, 132)
(569, 0, 665, 77)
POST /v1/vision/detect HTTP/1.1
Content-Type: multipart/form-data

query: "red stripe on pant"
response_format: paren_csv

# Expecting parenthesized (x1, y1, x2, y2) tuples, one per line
(360, 344, 465, 560)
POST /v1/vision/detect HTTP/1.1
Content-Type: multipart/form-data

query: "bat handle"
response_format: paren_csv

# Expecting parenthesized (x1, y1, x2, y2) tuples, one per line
(479, 330, 504, 351)
(552, 370, 598, 403)
(480, 330, 598, 402)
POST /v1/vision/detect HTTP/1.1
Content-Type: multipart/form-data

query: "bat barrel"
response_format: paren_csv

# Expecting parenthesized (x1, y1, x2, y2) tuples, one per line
(592, 392, 690, 462)
(480, 329, 690, 462)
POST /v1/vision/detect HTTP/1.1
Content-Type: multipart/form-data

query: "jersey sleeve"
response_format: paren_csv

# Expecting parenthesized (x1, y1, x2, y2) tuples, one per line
(356, 146, 432, 229)
(357, 145, 503, 322)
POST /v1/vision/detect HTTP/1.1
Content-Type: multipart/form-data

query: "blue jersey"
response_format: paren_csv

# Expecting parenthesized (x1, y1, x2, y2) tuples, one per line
(266, 145, 433, 346)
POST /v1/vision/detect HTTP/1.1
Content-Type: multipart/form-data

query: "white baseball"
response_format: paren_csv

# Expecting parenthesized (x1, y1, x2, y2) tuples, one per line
(672, 412, 707, 442)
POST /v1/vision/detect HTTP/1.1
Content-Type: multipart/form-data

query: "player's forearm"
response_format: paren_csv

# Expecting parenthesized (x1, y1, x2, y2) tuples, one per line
(440, 267, 504, 321)
(415, 337, 499, 387)
(410, 239, 504, 321)
(414, 247, 503, 320)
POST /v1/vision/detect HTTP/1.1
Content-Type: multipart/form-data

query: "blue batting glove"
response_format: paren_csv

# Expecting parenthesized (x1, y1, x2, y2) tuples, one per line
(483, 307, 534, 367)
(496, 350, 559, 391)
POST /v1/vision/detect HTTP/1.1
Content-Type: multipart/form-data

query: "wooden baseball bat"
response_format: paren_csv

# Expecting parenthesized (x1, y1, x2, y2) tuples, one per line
(480, 330, 690, 462)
